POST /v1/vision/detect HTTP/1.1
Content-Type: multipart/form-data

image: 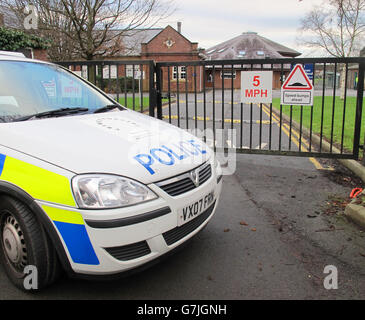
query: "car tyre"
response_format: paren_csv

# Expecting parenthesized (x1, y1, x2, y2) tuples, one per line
(0, 196, 62, 290)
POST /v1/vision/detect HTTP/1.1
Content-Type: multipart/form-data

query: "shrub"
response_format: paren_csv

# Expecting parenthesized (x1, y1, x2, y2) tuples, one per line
(0, 27, 50, 51)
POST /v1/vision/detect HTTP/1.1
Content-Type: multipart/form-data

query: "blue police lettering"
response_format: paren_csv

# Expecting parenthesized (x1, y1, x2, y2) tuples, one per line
(189, 139, 207, 154)
(150, 148, 175, 166)
(161, 145, 188, 161)
(134, 154, 155, 175)
(179, 141, 200, 155)
(134, 140, 208, 174)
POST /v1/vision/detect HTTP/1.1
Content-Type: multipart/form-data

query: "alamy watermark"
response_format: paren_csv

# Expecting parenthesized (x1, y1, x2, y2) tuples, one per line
(323, 265, 338, 290)
(121, 121, 238, 177)
(24, 4, 38, 30)
(23, 265, 38, 290)
(21, 265, 339, 291)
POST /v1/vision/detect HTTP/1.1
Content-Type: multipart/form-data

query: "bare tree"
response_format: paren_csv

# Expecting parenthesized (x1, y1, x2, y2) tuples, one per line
(4, 0, 175, 61)
(299, 0, 365, 97)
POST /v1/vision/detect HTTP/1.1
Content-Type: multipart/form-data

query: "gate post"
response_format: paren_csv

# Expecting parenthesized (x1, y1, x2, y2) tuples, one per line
(87, 63, 97, 85)
(354, 62, 365, 162)
(359, 62, 365, 164)
(155, 63, 163, 120)
(149, 61, 156, 118)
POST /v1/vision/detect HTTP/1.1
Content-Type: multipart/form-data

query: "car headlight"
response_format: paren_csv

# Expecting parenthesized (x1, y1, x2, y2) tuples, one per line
(72, 174, 158, 209)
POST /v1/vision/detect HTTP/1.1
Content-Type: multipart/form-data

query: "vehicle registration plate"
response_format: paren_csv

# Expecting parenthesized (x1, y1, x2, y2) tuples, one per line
(178, 191, 215, 226)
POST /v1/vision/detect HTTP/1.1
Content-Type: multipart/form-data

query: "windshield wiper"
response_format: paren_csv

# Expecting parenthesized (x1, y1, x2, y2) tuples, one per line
(14, 107, 89, 122)
(93, 104, 124, 114)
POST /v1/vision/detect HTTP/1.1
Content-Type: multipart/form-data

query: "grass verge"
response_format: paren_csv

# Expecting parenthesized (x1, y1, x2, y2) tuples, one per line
(118, 97, 169, 112)
(272, 96, 365, 153)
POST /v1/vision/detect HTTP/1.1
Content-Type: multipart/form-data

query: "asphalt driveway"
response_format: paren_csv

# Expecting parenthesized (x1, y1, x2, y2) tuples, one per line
(1, 153, 365, 299)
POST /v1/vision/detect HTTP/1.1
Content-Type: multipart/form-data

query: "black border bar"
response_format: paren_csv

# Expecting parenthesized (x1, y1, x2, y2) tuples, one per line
(85, 206, 171, 229)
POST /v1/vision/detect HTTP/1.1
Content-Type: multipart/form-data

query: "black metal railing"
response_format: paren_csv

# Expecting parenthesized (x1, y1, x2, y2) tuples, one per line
(155, 57, 365, 160)
(55, 57, 365, 160)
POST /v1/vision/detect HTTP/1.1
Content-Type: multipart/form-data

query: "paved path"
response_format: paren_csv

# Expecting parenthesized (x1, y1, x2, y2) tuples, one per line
(161, 90, 333, 170)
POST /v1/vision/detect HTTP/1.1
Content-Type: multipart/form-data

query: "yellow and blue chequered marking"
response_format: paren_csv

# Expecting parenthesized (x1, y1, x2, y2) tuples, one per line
(0, 154, 5, 176)
(0, 153, 76, 206)
(0, 153, 99, 265)
(42, 206, 99, 265)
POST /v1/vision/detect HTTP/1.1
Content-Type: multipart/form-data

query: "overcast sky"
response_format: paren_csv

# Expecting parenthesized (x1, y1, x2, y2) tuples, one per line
(157, 0, 323, 57)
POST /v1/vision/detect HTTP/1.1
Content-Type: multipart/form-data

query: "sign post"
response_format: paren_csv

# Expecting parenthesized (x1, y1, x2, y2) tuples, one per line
(281, 64, 314, 106)
(241, 71, 273, 104)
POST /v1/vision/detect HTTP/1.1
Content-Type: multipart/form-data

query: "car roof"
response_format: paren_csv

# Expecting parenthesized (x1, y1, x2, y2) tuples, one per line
(0, 51, 50, 65)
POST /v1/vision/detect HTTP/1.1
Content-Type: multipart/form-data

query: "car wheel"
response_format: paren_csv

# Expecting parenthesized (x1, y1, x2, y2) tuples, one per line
(0, 196, 62, 290)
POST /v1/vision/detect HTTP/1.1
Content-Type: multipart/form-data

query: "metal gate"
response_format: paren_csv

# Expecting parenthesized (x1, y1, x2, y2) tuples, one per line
(57, 57, 365, 160)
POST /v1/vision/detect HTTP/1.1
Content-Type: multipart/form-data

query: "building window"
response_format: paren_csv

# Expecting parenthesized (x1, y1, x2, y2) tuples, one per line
(126, 65, 140, 78)
(237, 50, 246, 58)
(207, 72, 213, 83)
(103, 65, 117, 79)
(81, 65, 88, 79)
(220, 71, 236, 79)
(172, 66, 187, 80)
(180, 66, 186, 79)
(126, 65, 133, 77)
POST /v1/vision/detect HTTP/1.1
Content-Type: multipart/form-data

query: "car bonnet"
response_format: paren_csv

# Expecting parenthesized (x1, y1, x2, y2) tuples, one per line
(0, 110, 212, 184)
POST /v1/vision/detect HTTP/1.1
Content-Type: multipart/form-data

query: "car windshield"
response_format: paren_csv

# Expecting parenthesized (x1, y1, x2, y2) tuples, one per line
(0, 60, 120, 122)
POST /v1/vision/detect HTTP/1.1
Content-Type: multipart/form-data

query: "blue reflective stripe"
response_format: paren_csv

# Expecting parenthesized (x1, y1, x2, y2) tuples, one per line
(54, 221, 99, 265)
(0, 154, 5, 177)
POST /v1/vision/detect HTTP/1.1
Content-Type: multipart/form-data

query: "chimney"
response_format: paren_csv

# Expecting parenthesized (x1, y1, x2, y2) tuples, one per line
(177, 21, 182, 34)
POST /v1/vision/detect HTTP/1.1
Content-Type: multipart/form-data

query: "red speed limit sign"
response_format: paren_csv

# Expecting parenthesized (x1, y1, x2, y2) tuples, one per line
(241, 71, 273, 104)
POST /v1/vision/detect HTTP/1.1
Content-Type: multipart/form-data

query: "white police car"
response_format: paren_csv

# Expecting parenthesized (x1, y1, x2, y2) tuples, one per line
(0, 52, 222, 289)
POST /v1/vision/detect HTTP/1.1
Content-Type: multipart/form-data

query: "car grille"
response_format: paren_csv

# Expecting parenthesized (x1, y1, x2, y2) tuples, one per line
(156, 162, 212, 197)
(163, 201, 216, 246)
(105, 241, 151, 261)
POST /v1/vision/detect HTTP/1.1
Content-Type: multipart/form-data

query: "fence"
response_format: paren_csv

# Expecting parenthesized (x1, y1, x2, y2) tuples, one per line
(56, 57, 365, 160)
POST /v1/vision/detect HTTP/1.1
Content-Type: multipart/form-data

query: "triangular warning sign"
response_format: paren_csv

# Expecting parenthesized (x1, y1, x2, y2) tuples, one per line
(282, 64, 313, 90)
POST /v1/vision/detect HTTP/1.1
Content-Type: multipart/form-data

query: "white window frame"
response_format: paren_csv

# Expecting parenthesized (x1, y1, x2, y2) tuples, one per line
(102, 65, 117, 79)
(126, 65, 140, 78)
(220, 70, 236, 79)
(81, 65, 88, 79)
(172, 66, 187, 80)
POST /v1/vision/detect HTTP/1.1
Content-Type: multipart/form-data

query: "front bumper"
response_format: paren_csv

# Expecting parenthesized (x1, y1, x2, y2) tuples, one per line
(37, 166, 222, 275)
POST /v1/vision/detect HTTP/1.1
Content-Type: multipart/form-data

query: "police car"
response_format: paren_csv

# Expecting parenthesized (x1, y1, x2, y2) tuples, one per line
(0, 52, 222, 290)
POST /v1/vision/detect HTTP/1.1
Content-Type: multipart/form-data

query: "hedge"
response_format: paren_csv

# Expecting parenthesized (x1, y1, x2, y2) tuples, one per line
(95, 75, 141, 93)
(0, 27, 50, 51)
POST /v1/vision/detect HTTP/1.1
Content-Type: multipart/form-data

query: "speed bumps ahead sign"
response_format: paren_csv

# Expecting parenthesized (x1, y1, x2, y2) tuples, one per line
(241, 71, 273, 104)
(281, 64, 314, 106)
